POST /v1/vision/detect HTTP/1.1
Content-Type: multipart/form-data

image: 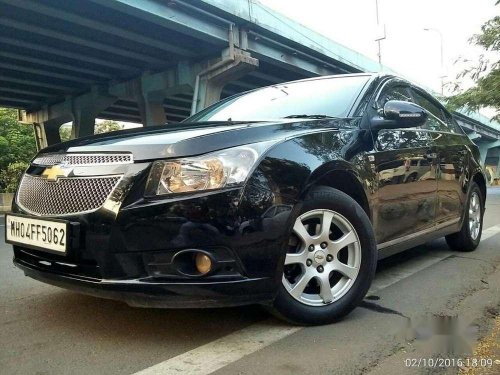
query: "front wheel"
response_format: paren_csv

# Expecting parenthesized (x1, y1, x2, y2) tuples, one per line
(271, 186, 377, 325)
(445, 182, 484, 252)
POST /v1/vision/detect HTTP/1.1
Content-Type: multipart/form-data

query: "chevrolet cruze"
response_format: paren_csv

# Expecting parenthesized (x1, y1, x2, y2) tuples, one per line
(6, 73, 486, 325)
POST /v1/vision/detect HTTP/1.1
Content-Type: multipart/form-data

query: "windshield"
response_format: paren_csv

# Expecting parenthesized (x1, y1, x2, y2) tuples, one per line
(186, 75, 370, 122)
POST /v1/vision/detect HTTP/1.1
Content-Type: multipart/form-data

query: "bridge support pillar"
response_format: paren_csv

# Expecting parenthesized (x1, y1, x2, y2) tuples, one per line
(27, 102, 73, 149)
(71, 109, 96, 139)
(477, 140, 500, 166)
(191, 48, 259, 115)
(33, 116, 72, 150)
(137, 97, 166, 127)
(111, 63, 196, 126)
(26, 87, 118, 149)
(467, 132, 481, 141)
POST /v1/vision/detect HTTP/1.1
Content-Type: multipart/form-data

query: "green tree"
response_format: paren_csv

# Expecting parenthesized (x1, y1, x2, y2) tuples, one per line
(447, 3, 500, 120)
(95, 119, 122, 134)
(0, 108, 37, 192)
(0, 162, 29, 193)
(59, 124, 72, 142)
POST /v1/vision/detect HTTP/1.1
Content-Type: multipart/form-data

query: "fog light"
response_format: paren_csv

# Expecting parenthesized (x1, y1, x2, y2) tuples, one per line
(195, 253, 212, 275)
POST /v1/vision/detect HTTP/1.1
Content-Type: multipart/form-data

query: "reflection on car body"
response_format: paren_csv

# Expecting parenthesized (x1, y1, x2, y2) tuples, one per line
(240, 204, 293, 235)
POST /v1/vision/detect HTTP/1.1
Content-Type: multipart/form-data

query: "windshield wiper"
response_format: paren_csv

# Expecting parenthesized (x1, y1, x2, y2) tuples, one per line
(283, 114, 338, 119)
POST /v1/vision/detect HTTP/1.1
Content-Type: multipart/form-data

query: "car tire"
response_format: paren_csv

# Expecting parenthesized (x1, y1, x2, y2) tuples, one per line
(405, 173, 417, 183)
(445, 182, 483, 252)
(271, 186, 377, 325)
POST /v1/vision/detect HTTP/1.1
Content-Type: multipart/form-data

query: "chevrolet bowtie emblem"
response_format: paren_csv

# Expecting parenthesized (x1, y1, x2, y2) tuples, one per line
(41, 165, 72, 182)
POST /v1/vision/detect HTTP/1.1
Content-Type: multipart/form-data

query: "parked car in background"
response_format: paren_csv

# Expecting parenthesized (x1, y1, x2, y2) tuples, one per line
(6, 73, 486, 325)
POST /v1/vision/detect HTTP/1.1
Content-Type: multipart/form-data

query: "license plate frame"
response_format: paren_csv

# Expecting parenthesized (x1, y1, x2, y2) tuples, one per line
(5, 213, 70, 255)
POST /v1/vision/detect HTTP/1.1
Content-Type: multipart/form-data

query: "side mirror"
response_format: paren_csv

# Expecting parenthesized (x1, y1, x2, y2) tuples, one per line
(371, 100, 428, 131)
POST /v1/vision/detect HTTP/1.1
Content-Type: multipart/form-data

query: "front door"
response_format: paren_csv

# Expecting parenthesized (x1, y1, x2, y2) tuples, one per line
(368, 81, 438, 245)
(370, 128, 438, 244)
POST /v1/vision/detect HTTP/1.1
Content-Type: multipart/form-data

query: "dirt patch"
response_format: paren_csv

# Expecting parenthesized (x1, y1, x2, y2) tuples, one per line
(459, 315, 500, 374)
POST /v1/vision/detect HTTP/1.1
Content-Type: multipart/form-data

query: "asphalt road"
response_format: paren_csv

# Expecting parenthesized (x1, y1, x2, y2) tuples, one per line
(1, 188, 499, 375)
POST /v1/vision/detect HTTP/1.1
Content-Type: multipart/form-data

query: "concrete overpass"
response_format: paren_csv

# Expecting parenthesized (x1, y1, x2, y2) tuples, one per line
(453, 111, 500, 177)
(1, 0, 500, 172)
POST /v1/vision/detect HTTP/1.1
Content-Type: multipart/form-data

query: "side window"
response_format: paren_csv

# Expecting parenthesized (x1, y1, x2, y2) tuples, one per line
(411, 90, 450, 132)
(377, 84, 413, 108)
(419, 159, 430, 167)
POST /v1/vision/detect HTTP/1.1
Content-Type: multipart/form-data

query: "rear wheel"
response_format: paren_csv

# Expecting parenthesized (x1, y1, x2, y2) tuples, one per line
(272, 186, 377, 325)
(445, 182, 483, 252)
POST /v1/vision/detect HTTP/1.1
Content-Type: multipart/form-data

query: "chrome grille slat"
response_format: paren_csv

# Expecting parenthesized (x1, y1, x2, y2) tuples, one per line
(33, 153, 133, 166)
(17, 175, 121, 216)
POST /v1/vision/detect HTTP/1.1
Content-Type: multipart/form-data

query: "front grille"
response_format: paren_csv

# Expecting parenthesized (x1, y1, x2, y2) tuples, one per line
(33, 153, 133, 166)
(17, 175, 121, 216)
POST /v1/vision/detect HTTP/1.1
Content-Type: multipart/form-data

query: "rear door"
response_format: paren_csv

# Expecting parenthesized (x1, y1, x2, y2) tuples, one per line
(410, 88, 468, 225)
(369, 81, 438, 244)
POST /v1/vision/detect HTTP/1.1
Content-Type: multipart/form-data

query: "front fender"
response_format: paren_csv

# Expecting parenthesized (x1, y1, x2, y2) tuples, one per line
(246, 130, 375, 203)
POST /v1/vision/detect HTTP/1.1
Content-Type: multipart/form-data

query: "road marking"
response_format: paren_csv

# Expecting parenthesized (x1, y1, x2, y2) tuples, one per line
(133, 223, 500, 375)
(369, 253, 450, 293)
(133, 321, 301, 375)
(482, 223, 500, 241)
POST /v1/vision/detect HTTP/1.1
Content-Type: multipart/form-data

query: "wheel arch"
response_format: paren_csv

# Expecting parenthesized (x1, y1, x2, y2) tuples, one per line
(472, 171, 487, 206)
(457, 170, 487, 230)
(306, 166, 372, 222)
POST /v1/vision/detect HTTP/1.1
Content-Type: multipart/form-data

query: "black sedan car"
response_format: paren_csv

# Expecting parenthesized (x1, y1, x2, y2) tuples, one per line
(6, 73, 486, 325)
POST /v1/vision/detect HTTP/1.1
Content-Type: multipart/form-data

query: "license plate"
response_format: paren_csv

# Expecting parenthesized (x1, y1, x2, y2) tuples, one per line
(5, 214, 68, 254)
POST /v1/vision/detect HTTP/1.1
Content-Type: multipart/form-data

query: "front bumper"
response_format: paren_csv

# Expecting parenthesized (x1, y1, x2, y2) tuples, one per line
(11, 181, 297, 307)
(14, 256, 274, 308)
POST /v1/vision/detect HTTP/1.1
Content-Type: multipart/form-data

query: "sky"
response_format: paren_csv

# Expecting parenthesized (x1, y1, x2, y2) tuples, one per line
(259, 0, 498, 97)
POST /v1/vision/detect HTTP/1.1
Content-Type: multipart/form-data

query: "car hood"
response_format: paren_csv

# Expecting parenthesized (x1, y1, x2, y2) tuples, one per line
(39, 119, 355, 161)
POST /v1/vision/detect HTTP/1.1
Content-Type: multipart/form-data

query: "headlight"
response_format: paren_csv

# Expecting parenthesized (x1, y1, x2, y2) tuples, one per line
(145, 142, 274, 196)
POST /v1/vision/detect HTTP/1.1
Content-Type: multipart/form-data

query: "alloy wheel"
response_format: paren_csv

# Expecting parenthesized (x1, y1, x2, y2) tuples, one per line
(282, 209, 361, 307)
(469, 191, 481, 240)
